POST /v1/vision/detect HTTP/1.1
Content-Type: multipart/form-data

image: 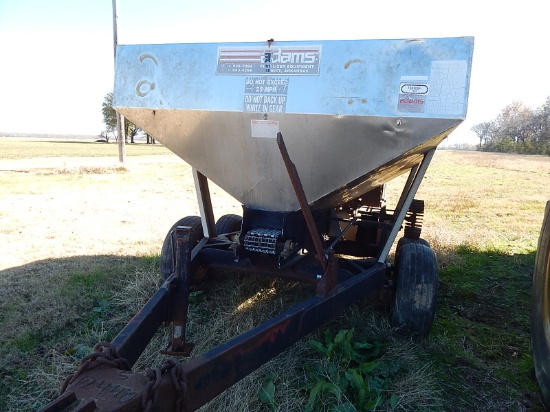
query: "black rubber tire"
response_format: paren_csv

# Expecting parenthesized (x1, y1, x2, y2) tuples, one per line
(391, 242, 438, 336)
(215, 214, 242, 236)
(532, 201, 550, 405)
(396, 237, 430, 250)
(160, 216, 203, 279)
(394, 237, 430, 264)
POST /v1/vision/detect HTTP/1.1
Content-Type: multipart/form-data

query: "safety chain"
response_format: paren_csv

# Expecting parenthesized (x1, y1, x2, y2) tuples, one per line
(60, 342, 130, 395)
(142, 367, 162, 412)
(142, 358, 188, 412)
(167, 358, 188, 412)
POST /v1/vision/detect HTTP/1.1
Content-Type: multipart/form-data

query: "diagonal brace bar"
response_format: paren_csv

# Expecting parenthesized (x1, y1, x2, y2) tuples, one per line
(276, 132, 327, 271)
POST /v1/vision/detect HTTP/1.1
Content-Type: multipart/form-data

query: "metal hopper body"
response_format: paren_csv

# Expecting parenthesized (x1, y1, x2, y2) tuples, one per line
(43, 37, 473, 412)
(114, 37, 473, 211)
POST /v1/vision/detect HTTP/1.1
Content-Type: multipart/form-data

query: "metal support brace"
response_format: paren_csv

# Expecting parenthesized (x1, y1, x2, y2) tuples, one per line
(192, 168, 216, 238)
(111, 279, 171, 368)
(377, 149, 436, 263)
(276, 132, 342, 295)
(163, 226, 195, 356)
(276, 132, 328, 272)
(395, 163, 420, 213)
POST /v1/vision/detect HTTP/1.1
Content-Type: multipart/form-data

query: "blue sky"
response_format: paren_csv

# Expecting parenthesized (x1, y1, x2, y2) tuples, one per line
(0, 0, 548, 144)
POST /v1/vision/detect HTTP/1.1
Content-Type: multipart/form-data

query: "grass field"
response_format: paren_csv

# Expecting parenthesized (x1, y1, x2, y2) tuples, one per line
(0, 137, 173, 159)
(1, 138, 549, 411)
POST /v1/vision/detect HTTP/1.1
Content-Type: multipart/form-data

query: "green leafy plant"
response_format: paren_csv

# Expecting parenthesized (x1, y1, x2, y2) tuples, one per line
(303, 328, 399, 412)
(91, 299, 111, 324)
(67, 299, 113, 358)
(258, 376, 279, 411)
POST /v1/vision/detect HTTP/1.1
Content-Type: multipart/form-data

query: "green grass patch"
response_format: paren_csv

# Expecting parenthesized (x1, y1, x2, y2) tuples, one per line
(64, 269, 110, 289)
(9, 332, 43, 352)
(430, 244, 539, 410)
(0, 256, 158, 411)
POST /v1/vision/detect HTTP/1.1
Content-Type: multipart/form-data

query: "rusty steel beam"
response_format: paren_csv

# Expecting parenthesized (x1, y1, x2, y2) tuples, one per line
(162, 226, 195, 356)
(111, 276, 172, 367)
(277, 132, 328, 272)
(112, 226, 197, 365)
(180, 262, 386, 411)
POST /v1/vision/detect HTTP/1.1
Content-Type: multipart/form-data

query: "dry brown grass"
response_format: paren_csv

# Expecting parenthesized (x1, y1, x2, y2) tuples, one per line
(0, 155, 241, 271)
(1, 146, 549, 411)
(109, 265, 313, 411)
(36, 165, 129, 175)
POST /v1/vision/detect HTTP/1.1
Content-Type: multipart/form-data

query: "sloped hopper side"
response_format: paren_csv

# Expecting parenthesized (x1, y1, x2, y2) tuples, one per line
(114, 37, 474, 212)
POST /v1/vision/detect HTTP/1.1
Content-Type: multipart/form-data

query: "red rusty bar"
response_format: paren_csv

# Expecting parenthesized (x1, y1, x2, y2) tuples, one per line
(180, 262, 386, 411)
(111, 277, 171, 367)
(162, 226, 195, 356)
(276, 132, 328, 272)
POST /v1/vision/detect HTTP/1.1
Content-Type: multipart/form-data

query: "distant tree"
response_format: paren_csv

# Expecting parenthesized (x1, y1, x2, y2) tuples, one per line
(101, 92, 117, 141)
(533, 96, 550, 154)
(471, 97, 550, 155)
(496, 102, 535, 150)
(471, 121, 493, 150)
(101, 92, 141, 143)
(98, 131, 110, 143)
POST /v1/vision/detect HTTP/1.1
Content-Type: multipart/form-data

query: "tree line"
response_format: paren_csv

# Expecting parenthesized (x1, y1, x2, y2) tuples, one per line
(472, 96, 550, 155)
(101, 92, 155, 144)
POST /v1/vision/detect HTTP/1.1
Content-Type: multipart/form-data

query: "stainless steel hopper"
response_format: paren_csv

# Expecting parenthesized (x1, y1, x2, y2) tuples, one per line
(113, 37, 473, 212)
(40, 37, 474, 412)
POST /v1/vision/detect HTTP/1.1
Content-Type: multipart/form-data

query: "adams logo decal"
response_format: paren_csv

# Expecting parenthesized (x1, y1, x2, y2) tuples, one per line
(217, 46, 321, 76)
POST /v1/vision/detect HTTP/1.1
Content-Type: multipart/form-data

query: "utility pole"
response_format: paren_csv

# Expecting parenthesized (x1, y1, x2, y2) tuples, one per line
(112, 0, 126, 162)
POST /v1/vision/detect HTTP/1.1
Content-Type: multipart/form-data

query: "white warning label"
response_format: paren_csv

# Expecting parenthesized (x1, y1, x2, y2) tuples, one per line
(243, 77, 289, 113)
(251, 120, 279, 138)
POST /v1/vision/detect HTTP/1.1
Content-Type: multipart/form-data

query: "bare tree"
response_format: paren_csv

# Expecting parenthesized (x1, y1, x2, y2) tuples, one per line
(471, 121, 493, 150)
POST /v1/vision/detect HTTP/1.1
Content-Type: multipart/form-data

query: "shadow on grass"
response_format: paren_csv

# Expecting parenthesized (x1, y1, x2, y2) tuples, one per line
(0, 255, 155, 411)
(0, 246, 546, 411)
(431, 245, 544, 411)
(0, 254, 153, 346)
